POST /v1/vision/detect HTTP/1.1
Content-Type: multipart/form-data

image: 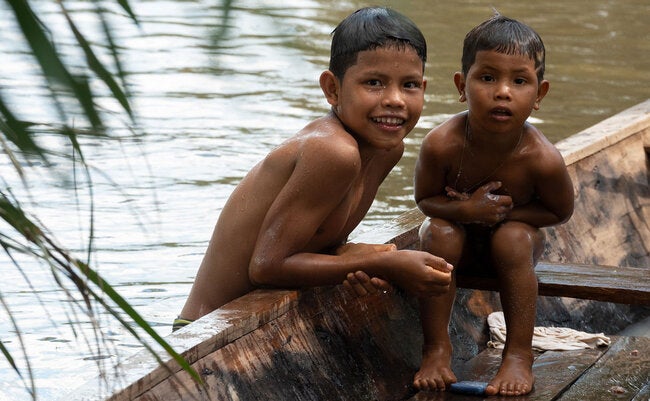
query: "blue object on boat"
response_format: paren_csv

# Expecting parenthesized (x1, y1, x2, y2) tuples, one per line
(449, 381, 488, 395)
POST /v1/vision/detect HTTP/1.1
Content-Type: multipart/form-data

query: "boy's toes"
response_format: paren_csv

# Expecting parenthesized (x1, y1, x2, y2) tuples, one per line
(485, 383, 499, 396)
(413, 378, 435, 391)
(413, 376, 448, 392)
(486, 382, 532, 396)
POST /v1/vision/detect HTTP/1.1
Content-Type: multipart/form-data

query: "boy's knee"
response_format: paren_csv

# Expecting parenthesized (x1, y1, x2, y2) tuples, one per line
(419, 218, 464, 253)
(491, 222, 544, 261)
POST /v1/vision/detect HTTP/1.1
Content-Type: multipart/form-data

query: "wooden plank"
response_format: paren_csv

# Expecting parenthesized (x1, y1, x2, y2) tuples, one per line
(456, 262, 650, 305)
(358, 213, 650, 304)
(408, 346, 608, 401)
(534, 263, 650, 305)
(632, 382, 650, 401)
(131, 286, 424, 401)
(351, 207, 423, 250)
(555, 99, 650, 166)
(544, 124, 650, 269)
(556, 336, 650, 401)
(526, 348, 607, 401)
(66, 289, 300, 401)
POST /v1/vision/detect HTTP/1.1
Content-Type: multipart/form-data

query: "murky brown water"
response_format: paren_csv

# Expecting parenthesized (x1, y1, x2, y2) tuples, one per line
(0, 0, 648, 398)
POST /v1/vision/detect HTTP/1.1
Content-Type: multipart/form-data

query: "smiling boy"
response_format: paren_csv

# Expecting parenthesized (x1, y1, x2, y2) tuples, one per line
(413, 13, 574, 396)
(177, 7, 452, 330)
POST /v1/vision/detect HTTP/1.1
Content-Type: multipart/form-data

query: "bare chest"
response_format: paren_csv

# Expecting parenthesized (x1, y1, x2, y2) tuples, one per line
(313, 174, 379, 248)
(450, 152, 535, 205)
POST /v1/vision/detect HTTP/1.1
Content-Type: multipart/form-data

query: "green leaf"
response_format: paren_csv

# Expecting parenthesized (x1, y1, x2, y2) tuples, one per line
(79, 262, 202, 383)
(114, 0, 139, 24)
(7, 0, 104, 132)
(61, 6, 133, 119)
(0, 94, 45, 161)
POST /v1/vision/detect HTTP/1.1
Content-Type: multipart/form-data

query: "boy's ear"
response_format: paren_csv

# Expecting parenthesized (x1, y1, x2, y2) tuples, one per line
(453, 72, 466, 102)
(534, 80, 550, 110)
(320, 70, 340, 107)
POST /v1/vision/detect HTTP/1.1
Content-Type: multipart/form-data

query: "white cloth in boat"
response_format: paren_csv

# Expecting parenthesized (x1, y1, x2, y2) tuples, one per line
(487, 311, 611, 351)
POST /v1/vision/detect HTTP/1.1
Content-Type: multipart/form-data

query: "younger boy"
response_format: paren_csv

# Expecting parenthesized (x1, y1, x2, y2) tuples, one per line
(177, 7, 453, 330)
(413, 13, 574, 396)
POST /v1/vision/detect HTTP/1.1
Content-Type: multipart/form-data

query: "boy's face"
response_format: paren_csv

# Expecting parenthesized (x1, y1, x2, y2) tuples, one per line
(326, 46, 426, 150)
(456, 50, 548, 133)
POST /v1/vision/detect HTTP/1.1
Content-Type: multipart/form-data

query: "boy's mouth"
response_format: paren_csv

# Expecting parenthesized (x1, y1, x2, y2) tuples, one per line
(372, 116, 405, 125)
(491, 107, 512, 117)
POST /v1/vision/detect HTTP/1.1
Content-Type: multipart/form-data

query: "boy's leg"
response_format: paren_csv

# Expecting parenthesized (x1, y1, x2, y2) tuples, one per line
(414, 218, 463, 391)
(487, 221, 544, 396)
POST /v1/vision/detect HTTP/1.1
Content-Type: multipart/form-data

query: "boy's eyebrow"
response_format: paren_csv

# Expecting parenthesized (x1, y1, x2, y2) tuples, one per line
(358, 69, 424, 79)
(474, 62, 536, 74)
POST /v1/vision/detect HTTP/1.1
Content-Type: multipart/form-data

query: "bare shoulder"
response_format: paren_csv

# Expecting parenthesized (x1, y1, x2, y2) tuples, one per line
(420, 112, 466, 160)
(523, 123, 567, 174)
(276, 115, 363, 180)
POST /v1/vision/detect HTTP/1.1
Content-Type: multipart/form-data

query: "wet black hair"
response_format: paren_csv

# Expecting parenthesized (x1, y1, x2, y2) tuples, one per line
(461, 12, 545, 82)
(329, 7, 427, 80)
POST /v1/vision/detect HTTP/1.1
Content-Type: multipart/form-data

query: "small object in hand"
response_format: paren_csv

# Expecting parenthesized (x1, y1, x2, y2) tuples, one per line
(449, 381, 488, 395)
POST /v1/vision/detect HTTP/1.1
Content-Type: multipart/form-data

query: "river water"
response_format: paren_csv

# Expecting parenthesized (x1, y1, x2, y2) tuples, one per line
(0, 0, 648, 399)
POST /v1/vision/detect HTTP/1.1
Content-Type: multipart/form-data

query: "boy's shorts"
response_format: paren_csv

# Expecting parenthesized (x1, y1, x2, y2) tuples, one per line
(172, 316, 194, 332)
(458, 223, 497, 277)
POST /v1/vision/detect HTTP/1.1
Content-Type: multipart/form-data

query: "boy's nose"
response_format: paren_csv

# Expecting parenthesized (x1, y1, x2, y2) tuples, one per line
(494, 82, 512, 100)
(381, 86, 406, 108)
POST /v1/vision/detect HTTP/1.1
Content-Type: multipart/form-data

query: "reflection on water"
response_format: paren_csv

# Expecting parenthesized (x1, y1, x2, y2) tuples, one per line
(0, 0, 648, 399)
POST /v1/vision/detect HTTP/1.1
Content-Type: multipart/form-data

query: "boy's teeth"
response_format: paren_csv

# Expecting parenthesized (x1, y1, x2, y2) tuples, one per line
(375, 117, 403, 124)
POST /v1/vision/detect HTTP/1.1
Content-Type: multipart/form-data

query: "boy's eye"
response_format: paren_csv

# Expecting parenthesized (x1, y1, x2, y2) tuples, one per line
(514, 78, 527, 85)
(366, 79, 383, 87)
(481, 75, 495, 82)
(404, 81, 422, 89)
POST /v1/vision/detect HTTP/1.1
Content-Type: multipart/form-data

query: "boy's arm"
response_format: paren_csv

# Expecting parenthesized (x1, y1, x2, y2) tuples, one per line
(507, 149, 574, 227)
(337, 243, 395, 296)
(414, 130, 449, 216)
(248, 139, 452, 297)
(415, 125, 573, 228)
(414, 130, 491, 224)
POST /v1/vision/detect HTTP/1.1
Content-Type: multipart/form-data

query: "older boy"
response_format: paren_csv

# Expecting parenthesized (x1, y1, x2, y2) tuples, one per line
(413, 14, 574, 396)
(177, 7, 453, 330)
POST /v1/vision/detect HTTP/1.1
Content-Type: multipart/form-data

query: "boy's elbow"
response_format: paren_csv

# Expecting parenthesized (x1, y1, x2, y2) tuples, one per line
(248, 258, 274, 287)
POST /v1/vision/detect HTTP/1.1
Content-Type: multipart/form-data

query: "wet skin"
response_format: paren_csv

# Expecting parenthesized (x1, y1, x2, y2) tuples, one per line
(413, 49, 574, 396)
(180, 45, 453, 322)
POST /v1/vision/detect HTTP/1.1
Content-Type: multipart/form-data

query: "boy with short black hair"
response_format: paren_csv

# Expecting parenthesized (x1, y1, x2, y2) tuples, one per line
(413, 13, 574, 396)
(177, 7, 453, 331)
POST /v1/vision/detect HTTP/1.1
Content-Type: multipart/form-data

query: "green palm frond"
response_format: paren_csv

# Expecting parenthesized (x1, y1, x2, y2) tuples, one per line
(1, 0, 202, 398)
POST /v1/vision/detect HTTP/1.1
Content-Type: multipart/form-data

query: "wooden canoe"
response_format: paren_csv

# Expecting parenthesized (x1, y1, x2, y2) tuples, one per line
(67, 99, 650, 401)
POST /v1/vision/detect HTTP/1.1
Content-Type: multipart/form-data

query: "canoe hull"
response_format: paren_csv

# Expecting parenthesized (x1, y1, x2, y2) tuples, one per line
(66, 100, 650, 400)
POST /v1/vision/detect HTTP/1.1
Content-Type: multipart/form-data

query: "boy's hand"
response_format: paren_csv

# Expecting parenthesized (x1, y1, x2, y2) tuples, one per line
(338, 243, 396, 297)
(343, 271, 393, 297)
(388, 250, 453, 297)
(445, 186, 470, 200)
(469, 181, 513, 226)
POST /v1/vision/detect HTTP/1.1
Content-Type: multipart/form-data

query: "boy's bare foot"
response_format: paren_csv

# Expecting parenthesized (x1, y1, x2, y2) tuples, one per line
(485, 352, 535, 396)
(413, 344, 457, 391)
